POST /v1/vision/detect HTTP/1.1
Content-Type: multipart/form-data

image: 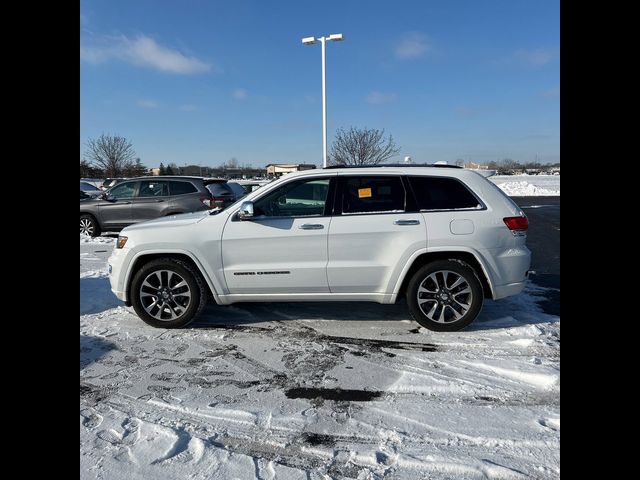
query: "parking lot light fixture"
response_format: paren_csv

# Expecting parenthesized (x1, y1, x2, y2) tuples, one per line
(301, 33, 344, 168)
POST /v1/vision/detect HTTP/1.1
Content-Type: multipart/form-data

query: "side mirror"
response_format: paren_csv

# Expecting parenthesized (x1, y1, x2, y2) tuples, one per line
(238, 201, 254, 220)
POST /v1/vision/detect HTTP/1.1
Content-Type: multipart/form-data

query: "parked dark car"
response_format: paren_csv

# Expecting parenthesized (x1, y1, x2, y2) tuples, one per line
(206, 182, 243, 210)
(227, 181, 248, 201)
(80, 181, 102, 198)
(80, 176, 228, 237)
(100, 178, 126, 191)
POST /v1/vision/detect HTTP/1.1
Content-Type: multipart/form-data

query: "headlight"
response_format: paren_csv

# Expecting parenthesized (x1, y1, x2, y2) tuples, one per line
(116, 236, 128, 249)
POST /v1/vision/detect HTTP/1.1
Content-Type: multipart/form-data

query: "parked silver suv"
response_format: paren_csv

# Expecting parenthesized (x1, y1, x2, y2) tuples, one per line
(109, 165, 532, 331)
(80, 176, 229, 237)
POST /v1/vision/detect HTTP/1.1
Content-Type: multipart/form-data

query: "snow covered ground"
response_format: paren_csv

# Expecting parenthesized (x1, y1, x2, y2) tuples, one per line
(81, 236, 560, 479)
(488, 175, 559, 197)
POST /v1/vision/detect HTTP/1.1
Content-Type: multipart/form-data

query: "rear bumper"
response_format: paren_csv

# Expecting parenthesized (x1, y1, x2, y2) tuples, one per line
(493, 280, 527, 300)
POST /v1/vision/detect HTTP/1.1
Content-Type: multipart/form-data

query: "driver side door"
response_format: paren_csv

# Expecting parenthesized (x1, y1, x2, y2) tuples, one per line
(99, 181, 138, 230)
(221, 175, 336, 294)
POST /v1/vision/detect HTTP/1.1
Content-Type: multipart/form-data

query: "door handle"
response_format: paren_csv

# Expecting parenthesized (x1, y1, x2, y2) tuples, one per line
(394, 219, 420, 225)
(154, 199, 164, 202)
(299, 224, 324, 230)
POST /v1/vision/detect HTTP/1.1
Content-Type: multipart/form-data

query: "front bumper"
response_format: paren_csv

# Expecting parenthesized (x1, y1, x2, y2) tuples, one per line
(108, 247, 130, 303)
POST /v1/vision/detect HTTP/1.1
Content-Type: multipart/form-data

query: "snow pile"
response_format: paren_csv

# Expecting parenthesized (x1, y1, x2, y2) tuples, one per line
(489, 175, 560, 196)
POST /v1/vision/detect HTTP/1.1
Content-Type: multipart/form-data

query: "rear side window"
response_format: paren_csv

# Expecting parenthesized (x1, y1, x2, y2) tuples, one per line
(341, 176, 405, 214)
(408, 176, 481, 210)
(169, 181, 198, 195)
(138, 181, 169, 197)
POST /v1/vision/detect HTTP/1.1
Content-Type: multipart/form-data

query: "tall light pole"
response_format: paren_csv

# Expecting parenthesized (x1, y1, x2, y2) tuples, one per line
(302, 33, 344, 168)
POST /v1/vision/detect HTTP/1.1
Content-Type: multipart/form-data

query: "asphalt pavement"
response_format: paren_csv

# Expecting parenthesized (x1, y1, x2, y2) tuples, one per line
(511, 196, 560, 315)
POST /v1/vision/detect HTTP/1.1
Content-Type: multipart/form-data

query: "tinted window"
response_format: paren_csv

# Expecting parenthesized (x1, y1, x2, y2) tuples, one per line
(169, 181, 198, 195)
(408, 177, 481, 210)
(227, 182, 247, 197)
(254, 178, 330, 217)
(341, 176, 405, 214)
(108, 182, 136, 198)
(207, 183, 234, 196)
(138, 181, 169, 197)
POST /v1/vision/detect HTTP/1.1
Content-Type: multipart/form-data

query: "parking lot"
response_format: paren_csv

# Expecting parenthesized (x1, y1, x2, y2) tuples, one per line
(80, 199, 560, 480)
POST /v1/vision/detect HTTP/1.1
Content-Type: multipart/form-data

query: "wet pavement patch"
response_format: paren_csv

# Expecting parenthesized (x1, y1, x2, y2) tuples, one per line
(301, 433, 336, 446)
(285, 387, 384, 402)
(326, 335, 437, 353)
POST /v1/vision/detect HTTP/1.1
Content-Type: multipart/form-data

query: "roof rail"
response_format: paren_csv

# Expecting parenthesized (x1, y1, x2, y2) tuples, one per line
(323, 163, 463, 170)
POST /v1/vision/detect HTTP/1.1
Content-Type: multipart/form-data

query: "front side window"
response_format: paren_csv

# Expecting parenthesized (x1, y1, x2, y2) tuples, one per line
(254, 178, 330, 217)
(108, 182, 137, 199)
(341, 176, 405, 214)
(408, 176, 481, 210)
(137, 181, 169, 198)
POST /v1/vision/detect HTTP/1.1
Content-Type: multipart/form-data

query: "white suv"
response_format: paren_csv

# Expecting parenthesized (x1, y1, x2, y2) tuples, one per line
(108, 165, 531, 331)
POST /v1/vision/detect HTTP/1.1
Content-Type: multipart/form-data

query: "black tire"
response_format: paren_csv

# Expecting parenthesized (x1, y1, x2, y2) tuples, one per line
(406, 259, 484, 332)
(130, 258, 208, 328)
(80, 214, 101, 237)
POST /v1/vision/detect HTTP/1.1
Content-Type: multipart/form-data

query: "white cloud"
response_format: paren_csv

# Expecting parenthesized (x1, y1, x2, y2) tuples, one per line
(514, 49, 555, 67)
(179, 104, 199, 111)
(395, 32, 432, 60)
(366, 91, 397, 105)
(80, 34, 212, 75)
(232, 88, 248, 100)
(137, 100, 159, 108)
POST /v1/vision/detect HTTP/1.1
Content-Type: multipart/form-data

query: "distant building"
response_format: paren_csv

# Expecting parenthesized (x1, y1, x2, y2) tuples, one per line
(265, 163, 317, 177)
(178, 165, 213, 177)
(464, 162, 489, 170)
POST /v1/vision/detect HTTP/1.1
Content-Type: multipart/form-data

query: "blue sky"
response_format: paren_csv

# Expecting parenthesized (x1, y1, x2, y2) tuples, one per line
(80, 0, 559, 168)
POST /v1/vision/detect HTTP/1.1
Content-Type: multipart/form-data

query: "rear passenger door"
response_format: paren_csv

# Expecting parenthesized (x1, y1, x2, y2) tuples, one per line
(326, 175, 426, 294)
(131, 180, 170, 222)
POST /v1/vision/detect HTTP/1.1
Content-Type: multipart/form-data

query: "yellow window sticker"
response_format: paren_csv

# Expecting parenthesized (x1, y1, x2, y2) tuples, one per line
(358, 188, 372, 198)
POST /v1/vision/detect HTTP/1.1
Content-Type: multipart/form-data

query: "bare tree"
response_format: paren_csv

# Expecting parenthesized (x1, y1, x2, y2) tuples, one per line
(122, 158, 147, 177)
(329, 127, 400, 166)
(84, 134, 136, 177)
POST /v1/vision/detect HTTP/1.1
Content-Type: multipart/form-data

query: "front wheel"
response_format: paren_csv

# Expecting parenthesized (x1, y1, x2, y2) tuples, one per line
(80, 214, 101, 237)
(406, 260, 483, 332)
(130, 258, 208, 328)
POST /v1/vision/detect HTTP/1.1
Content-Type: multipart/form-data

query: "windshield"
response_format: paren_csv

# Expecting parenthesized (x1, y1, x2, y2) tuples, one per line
(80, 182, 100, 191)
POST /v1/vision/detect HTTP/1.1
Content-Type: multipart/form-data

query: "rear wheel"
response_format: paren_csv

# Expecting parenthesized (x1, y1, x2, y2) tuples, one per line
(80, 214, 101, 237)
(130, 258, 208, 328)
(406, 260, 483, 332)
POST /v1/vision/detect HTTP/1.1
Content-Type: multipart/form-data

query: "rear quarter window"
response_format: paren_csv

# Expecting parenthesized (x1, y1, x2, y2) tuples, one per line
(169, 181, 198, 195)
(408, 176, 482, 210)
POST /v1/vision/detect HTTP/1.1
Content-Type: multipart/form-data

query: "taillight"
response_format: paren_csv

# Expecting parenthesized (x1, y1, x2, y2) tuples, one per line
(503, 216, 529, 233)
(201, 197, 223, 209)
